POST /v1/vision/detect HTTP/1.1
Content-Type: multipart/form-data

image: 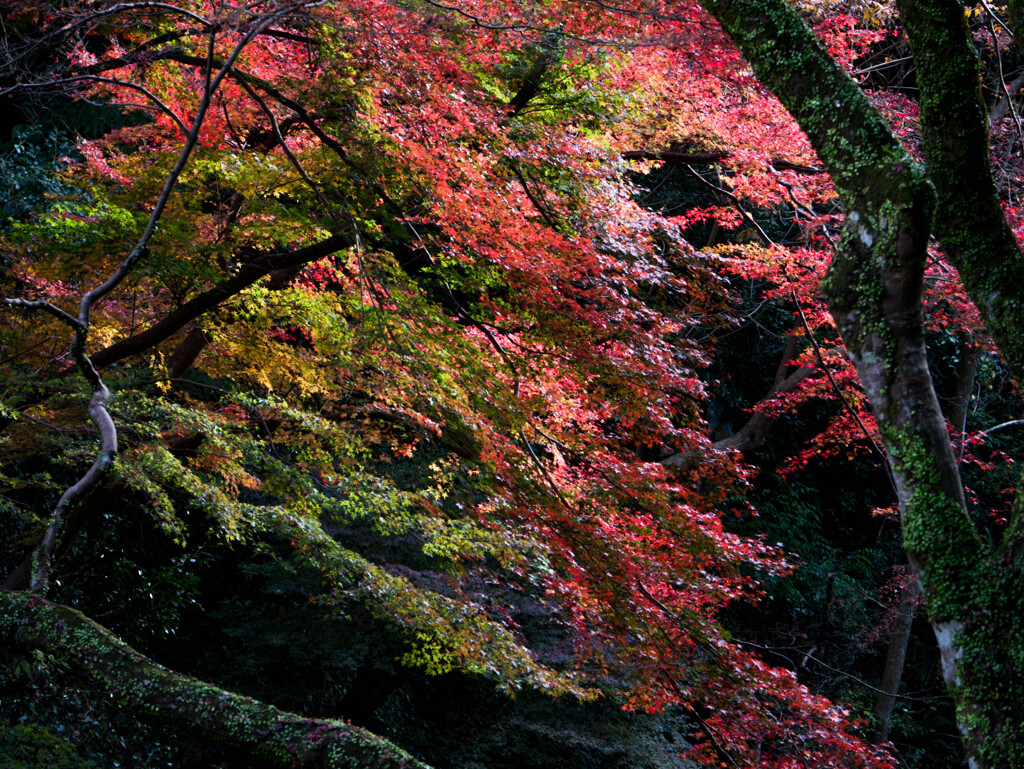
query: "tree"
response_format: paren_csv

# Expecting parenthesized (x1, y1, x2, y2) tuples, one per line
(694, 0, 1024, 764)
(0, 0, 905, 765)
(4, 0, 1016, 765)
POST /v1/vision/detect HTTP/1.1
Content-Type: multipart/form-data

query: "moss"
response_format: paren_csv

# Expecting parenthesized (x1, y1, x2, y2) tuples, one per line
(0, 593, 429, 769)
(877, 425, 1024, 766)
(896, 0, 1024, 383)
(883, 427, 980, 614)
(699, 0, 1024, 763)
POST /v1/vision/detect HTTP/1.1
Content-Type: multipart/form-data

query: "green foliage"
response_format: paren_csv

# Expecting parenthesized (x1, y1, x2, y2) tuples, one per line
(0, 723, 100, 769)
(0, 127, 78, 223)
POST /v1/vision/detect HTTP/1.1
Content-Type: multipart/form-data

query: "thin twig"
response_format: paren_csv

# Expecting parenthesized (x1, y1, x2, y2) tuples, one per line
(735, 638, 946, 701)
(656, 644, 744, 767)
(985, 5, 1024, 148)
(681, 165, 773, 245)
(1, 298, 84, 330)
(233, 76, 330, 208)
(791, 293, 897, 496)
(10, 76, 188, 132)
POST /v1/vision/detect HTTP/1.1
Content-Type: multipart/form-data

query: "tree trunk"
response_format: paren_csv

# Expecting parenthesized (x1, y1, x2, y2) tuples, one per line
(693, 0, 1024, 764)
(873, 576, 920, 743)
(947, 333, 981, 446)
(896, 0, 1024, 384)
(0, 592, 428, 769)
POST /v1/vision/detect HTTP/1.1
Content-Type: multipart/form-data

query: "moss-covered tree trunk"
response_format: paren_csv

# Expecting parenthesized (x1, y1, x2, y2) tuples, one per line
(0, 592, 428, 769)
(694, 0, 1024, 765)
(895, 0, 1024, 383)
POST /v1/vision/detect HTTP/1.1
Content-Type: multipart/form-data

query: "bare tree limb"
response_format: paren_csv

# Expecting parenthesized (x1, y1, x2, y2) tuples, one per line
(9, 76, 189, 132)
(1, 7, 300, 593)
(661, 332, 814, 468)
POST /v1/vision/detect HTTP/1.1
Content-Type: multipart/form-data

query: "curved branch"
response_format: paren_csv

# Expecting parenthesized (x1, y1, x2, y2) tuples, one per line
(29, 380, 116, 593)
(1, 298, 85, 330)
(0, 300, 114, 593)
(78, 10, 290, 327)
(0, 593, 428, 769)
(4, 10, 298, 592)
(9, 76, 189, 133)
(232, 75, 330, 206)
(90, 233, 354, 369)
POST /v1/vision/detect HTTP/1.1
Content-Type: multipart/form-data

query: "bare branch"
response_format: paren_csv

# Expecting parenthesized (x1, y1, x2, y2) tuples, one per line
(30, 382, 116, 592)
(983, 418, 1024, 434)
(1, 298, 85, 330)
(792, 293, 897, 496)
(680, 164, 774, 245)
(4, 4, 305, 593)
(984, 6, 1024, 147)
(77, 7, 293, 327)
(9, 76, 189, 133)
(232, 76, 331, 207)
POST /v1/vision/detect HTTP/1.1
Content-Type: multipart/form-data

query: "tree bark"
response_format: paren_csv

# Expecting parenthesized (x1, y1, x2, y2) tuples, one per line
(711, 335, 815, 454)
(0, 592, 428, 769)
(693, 0, 1011, 764)
(946, 332, 981, 444)
(896, 0, 1024, 384)
(872, 576, 920, 744)
(91, 233, 353, 370)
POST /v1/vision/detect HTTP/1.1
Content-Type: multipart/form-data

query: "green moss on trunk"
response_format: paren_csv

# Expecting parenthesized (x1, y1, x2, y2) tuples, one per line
(694, 0, 1024, 764)
(896, 0, 1024, 385)
(0, 592, 429, 769)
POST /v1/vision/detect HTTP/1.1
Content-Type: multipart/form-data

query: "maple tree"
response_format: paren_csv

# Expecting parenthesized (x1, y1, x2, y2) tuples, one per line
(2, 0, 1023, 766)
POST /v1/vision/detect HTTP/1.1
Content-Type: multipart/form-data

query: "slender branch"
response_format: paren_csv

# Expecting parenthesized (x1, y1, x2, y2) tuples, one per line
(851, 55, 914, 77)
(233, 75, 330, 207)
(623, 149, 825, 175)
(521, 428, 575, 512)
(4, 8, 296, 592)
(680, 165, 773, 245)
(508, 163, 559, 228)
(981, 0, 1017, 40)
(735, 638, 940, 702)
(983, 418, 1024, 434)
(90, 233, 354, 368)
(0, 302, 114, 593)
(632, 581, 739, 766)
(30, 383, 116, 592)
(77, 8, 290, 327)
(985, 7, 1024, 147)
(792, 293, 896, 495)
(990, 73, 1024, 121)
(8, 76, 189, 133)
(161, 51, 353, 158)
(1, 298, 85, 330)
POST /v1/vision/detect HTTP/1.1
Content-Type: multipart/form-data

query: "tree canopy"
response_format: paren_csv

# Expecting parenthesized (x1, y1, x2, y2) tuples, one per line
(2, 0, 1023, 766)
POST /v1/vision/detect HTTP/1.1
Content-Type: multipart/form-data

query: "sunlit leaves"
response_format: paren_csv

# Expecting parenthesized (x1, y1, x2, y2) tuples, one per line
(0, 0, 913, 765)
